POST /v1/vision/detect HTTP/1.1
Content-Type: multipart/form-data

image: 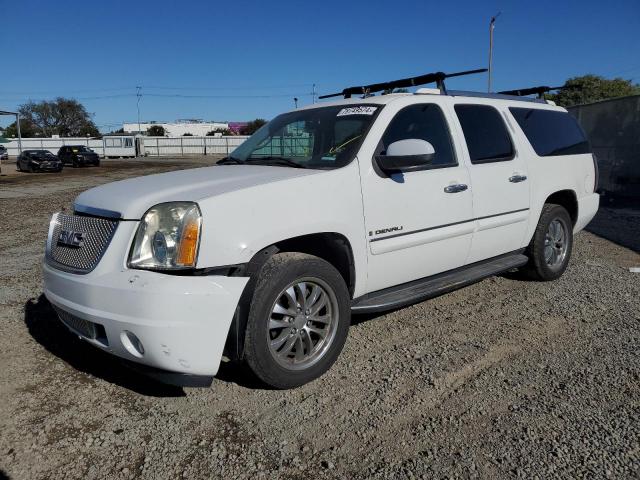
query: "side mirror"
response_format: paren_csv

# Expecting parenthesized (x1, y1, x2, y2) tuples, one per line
(375, 139, 435, 174)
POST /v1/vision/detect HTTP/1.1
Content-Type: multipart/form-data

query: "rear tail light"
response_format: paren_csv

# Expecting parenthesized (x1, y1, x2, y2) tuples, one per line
(592, 153, 599, 193)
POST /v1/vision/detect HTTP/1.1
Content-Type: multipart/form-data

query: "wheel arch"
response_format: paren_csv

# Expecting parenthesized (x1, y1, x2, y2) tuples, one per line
(224, 232, 356, 361)
(544, 189, 578, 226)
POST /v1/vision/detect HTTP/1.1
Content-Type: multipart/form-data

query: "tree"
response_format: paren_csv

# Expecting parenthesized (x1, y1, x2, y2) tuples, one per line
(240, 119, 267, 135)
(547, 75, 640, 107)
(3, 118, 38, 137)
(206, 128, 232, 136)
(147, 125, 165, 136)
(4, 97, 99, 137)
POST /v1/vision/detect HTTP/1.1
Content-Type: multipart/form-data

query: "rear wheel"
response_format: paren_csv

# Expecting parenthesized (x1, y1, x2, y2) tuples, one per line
(243, 252, 351, 389)
(521, 204, 573, 281)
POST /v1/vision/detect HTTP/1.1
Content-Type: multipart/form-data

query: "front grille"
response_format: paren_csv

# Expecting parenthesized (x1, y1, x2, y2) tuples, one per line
(53, 305, 98, 339)
(46, 212, 118, 274)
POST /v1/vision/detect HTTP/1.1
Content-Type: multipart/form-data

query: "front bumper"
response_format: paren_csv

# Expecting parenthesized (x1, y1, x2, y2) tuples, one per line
(34, 162, 62, 171)
(43, 262, 249, 380)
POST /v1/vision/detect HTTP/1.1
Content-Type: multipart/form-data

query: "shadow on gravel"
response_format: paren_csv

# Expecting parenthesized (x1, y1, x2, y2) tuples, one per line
(0, 469, 11, 480)
(215, 361, 272, 390)
(24, 294, 185, 397)
(586, 203, 640, 253)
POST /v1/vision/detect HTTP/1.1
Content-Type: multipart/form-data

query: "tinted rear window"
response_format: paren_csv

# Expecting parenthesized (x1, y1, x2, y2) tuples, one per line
(454, 104, 514, 163)
(509, 108, 590, 156)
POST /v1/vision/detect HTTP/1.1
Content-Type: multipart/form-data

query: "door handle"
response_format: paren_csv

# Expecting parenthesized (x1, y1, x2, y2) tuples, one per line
(444, 184, 468, 193)
(509, 174, 527, 183)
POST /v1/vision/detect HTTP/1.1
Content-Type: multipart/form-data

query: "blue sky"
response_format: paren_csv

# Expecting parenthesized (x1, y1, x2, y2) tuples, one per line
(1, 0, 638, 132)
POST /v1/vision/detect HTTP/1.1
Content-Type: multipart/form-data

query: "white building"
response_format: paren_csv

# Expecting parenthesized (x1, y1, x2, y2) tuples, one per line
(123, 120, 229, 137)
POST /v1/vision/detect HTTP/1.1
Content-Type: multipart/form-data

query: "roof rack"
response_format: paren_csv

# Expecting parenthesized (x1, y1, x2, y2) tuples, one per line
(318, 68, 488, 99)
(498, 85, 566, 99)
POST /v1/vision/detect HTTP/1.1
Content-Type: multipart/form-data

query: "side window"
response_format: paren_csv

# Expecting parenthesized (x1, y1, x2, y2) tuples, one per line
(454, 104, 514, 163)
(509, 108, 590, 156)
(380, 103, 456, 168)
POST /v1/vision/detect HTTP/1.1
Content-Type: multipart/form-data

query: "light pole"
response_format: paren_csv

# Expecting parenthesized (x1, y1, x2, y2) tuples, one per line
(294, 97, 298, 109)
(136, 86, 142, 134)
(488, 12, 501, 93)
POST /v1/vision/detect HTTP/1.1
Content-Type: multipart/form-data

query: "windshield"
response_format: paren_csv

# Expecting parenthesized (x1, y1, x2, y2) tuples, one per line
(28, 150, 54, 157)
(229, 104, 381, 169)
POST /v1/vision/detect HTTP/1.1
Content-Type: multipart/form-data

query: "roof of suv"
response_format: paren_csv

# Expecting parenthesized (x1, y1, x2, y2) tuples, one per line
(298, 90, 565, 113)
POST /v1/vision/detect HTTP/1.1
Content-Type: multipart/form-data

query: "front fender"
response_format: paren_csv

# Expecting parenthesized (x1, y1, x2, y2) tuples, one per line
(196, 162, 368, 297)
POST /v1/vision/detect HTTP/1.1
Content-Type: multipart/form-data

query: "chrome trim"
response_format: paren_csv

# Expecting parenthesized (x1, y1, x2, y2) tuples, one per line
(45, 212, 59, 259)
(369, 208, 530, 242)
(73, 204, 122, 219)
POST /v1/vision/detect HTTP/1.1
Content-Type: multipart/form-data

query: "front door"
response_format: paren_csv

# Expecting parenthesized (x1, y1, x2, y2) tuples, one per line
(358, 100, 474, 293)
(451, 103, 530, 264)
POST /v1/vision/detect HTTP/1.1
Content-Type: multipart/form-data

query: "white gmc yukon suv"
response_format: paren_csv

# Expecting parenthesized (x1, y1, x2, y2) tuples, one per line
(43, 82, 599, 389)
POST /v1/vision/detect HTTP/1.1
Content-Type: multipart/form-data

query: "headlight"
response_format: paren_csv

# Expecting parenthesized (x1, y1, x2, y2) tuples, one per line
(128, 202, 202, 270)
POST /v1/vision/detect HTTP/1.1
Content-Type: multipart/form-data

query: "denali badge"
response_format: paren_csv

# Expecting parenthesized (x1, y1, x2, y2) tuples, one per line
(58, 230, 86, 248)
(369, 226, 404, 236)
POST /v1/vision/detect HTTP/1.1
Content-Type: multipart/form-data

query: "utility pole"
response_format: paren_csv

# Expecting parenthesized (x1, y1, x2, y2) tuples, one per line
(312, 84, 316, 104)
(488, 12, 501, 93)
(136, 86, 142, 134)
(15, 113, 22, 154)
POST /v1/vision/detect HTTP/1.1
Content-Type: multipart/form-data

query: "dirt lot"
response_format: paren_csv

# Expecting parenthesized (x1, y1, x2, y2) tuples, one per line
(1, 158, 639, 479)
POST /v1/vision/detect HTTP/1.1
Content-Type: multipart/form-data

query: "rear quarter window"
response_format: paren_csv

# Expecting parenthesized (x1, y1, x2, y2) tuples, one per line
(509, 108, 590, 156)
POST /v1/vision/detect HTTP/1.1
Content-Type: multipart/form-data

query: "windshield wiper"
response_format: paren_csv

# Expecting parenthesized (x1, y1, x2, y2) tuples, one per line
(245, 157, 307, 169)
(217, 156, 243, 165)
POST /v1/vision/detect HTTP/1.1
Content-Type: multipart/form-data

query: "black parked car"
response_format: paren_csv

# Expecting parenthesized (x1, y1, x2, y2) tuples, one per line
(57, 145, 100, 167)
(17, 150, 63, 173)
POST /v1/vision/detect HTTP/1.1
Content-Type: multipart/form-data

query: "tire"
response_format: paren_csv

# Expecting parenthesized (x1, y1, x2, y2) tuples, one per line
(243, 252, 351, 389)
(520, 204, 573, 281)
(16, 162, 21, 172)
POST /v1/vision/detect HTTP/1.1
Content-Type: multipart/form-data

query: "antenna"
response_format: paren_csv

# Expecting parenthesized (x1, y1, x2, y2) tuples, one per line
(318, 68, 487, 99)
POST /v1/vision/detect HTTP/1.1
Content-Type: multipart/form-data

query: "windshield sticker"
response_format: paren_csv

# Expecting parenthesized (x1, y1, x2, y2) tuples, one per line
(337, 106, 377, 116)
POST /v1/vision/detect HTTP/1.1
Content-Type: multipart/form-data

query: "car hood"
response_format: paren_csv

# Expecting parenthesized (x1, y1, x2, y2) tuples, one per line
(74, 165, 321, 219)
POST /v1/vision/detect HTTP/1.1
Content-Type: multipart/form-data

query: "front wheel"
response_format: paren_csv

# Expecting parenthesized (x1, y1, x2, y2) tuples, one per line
(243, 252, 351, 389)
(521, 204, 573, 281)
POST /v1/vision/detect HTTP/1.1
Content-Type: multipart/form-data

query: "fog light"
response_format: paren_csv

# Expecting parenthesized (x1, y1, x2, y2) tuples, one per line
(121, 330, 145, 358)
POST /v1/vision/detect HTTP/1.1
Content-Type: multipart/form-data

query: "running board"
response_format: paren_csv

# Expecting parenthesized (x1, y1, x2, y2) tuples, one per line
(351, 252, 528, 314)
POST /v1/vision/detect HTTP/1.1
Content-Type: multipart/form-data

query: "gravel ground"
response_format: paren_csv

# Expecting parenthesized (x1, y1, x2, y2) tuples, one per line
(1, 159, 639, 479)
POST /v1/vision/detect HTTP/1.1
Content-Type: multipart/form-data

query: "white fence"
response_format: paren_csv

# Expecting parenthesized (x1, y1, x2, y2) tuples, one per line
(140, 136, 249, 156)
(3, 137, 118, 157)
(1, 135, 249, 158)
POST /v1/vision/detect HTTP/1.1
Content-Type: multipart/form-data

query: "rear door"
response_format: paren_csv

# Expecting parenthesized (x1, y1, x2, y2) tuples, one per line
(358, 98, 474, 293)
(451, 102, 530, 263)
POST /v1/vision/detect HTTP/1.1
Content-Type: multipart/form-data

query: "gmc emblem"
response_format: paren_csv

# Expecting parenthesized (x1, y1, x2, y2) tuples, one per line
(58, 230, 86, 248)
